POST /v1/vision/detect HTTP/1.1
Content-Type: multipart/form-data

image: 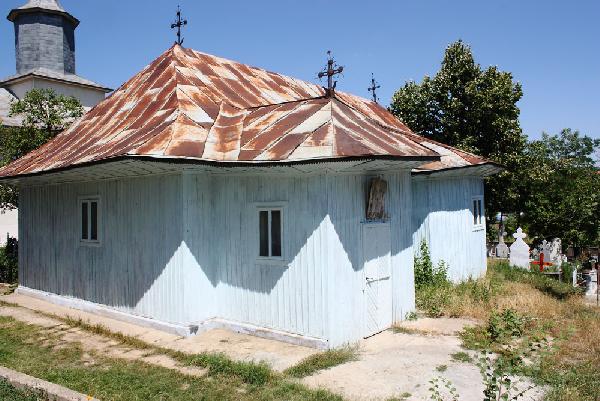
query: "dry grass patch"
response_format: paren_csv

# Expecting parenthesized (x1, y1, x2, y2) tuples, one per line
(428, 261, 600, 401)
(284, 346, 359, 378)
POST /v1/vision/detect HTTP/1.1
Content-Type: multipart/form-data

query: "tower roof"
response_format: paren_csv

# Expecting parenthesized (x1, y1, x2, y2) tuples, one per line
(7, 0, 79, 26)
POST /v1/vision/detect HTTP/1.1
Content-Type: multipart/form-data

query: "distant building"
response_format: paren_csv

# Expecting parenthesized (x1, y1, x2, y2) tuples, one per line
(0, 0, 111, 244)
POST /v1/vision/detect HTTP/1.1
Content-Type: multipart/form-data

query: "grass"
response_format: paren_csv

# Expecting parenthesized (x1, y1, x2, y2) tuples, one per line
(391, 326, 430, 335)
(417, 259, 600, 401)
(42, 314, 273, 386)
(450, 351, 473, 363)
(0, 315, 343, 401)
(283, 346, 359, 378)
(0, 379, 47, 401)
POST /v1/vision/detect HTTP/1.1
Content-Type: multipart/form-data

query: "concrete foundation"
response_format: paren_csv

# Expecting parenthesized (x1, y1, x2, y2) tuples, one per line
(16, 286, 328, 349)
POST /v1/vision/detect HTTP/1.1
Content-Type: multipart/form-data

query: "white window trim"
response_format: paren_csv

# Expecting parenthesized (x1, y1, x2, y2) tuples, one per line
(78, 195, 102, 246)
(254, 202, 287, 265)
(472, 196, 484, 231)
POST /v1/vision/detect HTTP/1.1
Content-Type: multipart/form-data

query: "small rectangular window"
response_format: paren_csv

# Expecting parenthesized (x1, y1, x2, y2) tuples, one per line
(80, 197, 100, 244)
(81, 202, 89, 240)
(258, 208, 283, 259)
(271, 210, 281, 257)
(90, 201, 98, 241)
(259, 210, 269, 257)
(472, 197, 484, 229)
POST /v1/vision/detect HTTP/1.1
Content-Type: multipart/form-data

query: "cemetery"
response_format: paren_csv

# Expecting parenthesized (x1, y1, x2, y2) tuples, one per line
(489, 224, 599, 302)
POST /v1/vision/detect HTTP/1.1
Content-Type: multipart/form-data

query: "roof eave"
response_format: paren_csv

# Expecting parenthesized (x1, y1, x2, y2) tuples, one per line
(411, 162, 504, 178)
(7, 7, 79, 27)
(0, 154, 442, 184)
(0, 73, 113, 93)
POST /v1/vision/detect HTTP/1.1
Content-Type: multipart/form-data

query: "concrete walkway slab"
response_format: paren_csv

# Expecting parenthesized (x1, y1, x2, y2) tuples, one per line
(0, 366, 100, 401)
(0, 293, 318, 372)
(302, 330, 544, 401)
(395, 317, 479, 335)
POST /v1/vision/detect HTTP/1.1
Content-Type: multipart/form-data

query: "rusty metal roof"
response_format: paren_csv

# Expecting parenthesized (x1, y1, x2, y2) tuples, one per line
(0, 45, 494, 179)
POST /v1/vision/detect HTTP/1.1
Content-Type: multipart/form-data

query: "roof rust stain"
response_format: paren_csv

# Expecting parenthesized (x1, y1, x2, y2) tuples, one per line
(0, 44, 493, 178)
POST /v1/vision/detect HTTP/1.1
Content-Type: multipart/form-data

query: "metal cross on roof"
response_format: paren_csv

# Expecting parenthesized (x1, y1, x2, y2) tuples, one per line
(368, 73, 381, 103)
(317, 51, 344, 97)
(171, 5, 188, 46)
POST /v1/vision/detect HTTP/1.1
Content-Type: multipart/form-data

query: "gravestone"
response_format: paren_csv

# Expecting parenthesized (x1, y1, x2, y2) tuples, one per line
(585, 270, 598, 296)
(541, 240, 551, 262)
(495, 229, 509, 259)
(549, 238, 567, 266)
(509, 227, 530, 269)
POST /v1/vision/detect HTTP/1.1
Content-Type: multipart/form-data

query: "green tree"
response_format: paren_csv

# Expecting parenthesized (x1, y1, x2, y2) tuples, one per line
(0, 88, 83, 209)
(517, 129, 600, 247)
(9, 88, 83, 134)
(389, 40, 526, 215)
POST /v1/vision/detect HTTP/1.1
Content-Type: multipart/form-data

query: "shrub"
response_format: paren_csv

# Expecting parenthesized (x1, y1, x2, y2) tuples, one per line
(487, 309, 528, 342)
(0, 236, 18, 284)
(414, 241, 454, 317)
(414, 240, 449, 290)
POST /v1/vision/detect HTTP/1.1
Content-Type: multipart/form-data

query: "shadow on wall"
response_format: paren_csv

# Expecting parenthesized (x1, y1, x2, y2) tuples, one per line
(22, 173, 411, 316)
(411, 177, 486, 281)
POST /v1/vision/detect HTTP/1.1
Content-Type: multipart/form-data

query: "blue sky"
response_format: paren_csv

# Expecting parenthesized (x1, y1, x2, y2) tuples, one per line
(1, 0, 598, 140)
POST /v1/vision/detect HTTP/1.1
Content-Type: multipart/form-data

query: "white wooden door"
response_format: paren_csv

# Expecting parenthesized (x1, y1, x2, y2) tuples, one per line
(362, 223, 392, 337)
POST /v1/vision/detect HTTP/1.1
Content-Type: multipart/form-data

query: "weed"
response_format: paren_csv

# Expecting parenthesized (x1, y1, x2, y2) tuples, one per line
(387, 393, 412, 401)
(283, 346, 358, 378)
(436, 364, 447, 372)
(451, 351, 473, 363)
(391, 326, 428, 335)
(61, 316, 151, 350)
(414, 240, 449, 290)
(429, 376, 458, 401)
(405, 311, 418, 321)
(185, 352, 272, 385)
(487, 309, 529, 342)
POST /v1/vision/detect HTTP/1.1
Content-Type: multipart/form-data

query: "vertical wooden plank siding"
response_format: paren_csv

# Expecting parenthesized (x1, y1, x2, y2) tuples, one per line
(183, 173, 329, 339)
(325, 171, 414, 347)
(19, 169, 416, 346)
(19, 175, 186, 323)
(412, 176, 487, 281)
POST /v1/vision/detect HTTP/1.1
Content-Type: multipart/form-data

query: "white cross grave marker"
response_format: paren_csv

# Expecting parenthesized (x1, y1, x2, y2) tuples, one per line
(509, 227, 530, 269)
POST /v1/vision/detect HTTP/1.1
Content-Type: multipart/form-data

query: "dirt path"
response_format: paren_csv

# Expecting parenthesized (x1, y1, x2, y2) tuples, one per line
(0, 304, 208, 377)
(0, 292, 318, 372)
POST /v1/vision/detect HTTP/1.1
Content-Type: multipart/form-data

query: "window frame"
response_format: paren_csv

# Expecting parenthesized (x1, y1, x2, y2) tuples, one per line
(78, 195, 102, 246)
(255, 202, 286, 264)
(471, 196, 484, 231)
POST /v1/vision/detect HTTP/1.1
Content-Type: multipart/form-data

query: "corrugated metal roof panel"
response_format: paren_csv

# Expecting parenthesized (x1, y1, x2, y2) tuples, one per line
(0, 44, 495, 179)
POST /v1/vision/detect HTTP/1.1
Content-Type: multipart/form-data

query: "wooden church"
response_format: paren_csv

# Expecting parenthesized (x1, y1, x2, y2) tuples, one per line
(0, 10, 500, 348)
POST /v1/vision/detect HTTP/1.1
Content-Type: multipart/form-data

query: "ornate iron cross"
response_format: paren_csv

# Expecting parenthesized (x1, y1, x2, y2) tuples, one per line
(171, 6, 188, 45)
(368, 73, 381, 103)
(317, 51, 344, 97)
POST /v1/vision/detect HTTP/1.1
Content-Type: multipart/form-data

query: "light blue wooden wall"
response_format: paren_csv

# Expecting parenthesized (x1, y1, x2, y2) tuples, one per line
(182, 173, 330, 339)
(19, 175, 187, 323)
(18, 169, 416, 347)
(325, 172, 415, 346)
(412, 176, 487, 281)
